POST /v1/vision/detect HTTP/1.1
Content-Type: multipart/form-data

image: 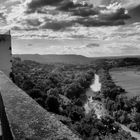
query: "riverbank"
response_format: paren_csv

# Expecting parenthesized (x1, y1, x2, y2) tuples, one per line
(99, 69, 140, 139)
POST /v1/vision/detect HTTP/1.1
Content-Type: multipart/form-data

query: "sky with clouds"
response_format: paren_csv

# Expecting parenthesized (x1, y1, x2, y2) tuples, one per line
(1, 0, 140, 57)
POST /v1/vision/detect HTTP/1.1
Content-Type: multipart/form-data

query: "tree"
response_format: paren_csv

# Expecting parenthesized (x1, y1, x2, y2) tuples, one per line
(64, 82, 83, 99)
(134, 113, 140, 125)
(22, 79, 35, 91)
(135, 101, 140, 112)
(45, 96, 60, 113)
(129, 123, 138, 131)
(69, 106, 84, 121)
(28, 88, 43, 99)
(46, 88, 59, 97)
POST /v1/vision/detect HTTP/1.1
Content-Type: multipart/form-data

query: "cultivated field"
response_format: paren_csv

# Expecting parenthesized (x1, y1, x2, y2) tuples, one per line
(110, 68, 140, 98)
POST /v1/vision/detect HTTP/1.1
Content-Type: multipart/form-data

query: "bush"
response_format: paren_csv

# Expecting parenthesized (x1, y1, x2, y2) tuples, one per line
(45, 96, 60, 113)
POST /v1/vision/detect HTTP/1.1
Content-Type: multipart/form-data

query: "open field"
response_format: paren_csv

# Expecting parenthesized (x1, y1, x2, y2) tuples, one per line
(110, 68, 140, 98)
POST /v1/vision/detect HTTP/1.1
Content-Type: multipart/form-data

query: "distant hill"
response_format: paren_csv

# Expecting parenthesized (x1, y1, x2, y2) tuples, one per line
(14, 54, 93, 64)
(13, 54, 140, 64)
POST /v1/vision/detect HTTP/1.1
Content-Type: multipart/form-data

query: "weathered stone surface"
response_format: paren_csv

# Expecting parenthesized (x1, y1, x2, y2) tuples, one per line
(0, 34, 12, 76)
(0, 120, 2, 136)
(0, 71, 81, 140)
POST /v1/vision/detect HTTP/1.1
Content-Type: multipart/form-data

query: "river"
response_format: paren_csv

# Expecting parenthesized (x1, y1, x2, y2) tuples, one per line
(86, 74, 101, 98)
(84, 74, 104, 118)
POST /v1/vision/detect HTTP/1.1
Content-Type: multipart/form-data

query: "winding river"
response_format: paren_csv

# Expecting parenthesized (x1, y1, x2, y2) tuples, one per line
(84, 74, 103, 118)
(86, 74, 101, 98)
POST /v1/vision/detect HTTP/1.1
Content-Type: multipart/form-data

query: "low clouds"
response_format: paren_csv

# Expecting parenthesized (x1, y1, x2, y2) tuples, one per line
(86, 43, 100, 48)
(40, 20, 74, 31)
(89, 0, 140, 9)
(12, 33, 140, 57)
(11, 21, 140, 57)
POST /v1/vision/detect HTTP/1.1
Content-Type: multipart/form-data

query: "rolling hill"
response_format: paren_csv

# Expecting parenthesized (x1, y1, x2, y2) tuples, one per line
(14, 54, 93, 64)
(13, 54, 140, 64)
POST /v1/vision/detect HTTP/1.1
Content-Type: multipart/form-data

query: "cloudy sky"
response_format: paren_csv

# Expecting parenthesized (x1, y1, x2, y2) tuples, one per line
(1, 0, 140, 57)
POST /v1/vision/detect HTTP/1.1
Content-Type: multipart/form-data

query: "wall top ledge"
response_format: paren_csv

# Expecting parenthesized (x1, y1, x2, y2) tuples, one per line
(0, 71, 81, 140)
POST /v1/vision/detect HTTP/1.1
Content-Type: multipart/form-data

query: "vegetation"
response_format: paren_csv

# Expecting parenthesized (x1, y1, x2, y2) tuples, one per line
(99, 67, 140, 133)
(10, 57, 140, 140)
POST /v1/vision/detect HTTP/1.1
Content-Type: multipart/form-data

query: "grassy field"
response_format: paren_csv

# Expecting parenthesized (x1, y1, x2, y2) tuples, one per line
(110, 68, 140, 98)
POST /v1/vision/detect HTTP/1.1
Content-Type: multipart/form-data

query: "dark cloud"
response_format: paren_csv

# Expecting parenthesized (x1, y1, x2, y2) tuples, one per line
(28, 43, 32, 46)
(57, 0, 76, 11)
(52, 1, 98, 17)
(76, 17, 125, 26)
(21, 0, 131, 30)
(26, 19, 41, 26)
(40, 20, 74, 31)
(27, 0, 62, 11)
(99, 8, 130, 21)
(28, 17, 124, 31)
(86, 43, 100, 48)
(71, 7, 98, 17)
(127, 5, 140, 23)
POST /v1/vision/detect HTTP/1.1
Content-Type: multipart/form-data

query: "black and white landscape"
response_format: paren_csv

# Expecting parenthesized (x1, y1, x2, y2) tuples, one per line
(1, 0, 140, 140)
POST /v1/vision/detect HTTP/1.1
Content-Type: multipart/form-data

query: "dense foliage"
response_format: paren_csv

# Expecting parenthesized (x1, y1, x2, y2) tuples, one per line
(99, 67, 140, 133)
(10, 57, 139, 140)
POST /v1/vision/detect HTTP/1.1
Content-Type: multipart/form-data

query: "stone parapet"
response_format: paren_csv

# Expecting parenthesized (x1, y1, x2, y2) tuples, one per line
(0, 71, 81, 140)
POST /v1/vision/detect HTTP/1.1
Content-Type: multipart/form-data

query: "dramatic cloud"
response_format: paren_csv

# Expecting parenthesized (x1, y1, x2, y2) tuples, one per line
(121, 0, 140, 9)
(17, 0, 130, 31)
(127, 5, 140, 23)
(0, 0, 139, 57)
(11, 22, 140, 41)
(40, 20, 74, 30)
(57, 0, 77, 11)
(71, 7, 98, 17)
(1, 0, 140, 40)
(25, 0, 63, 13)
(0, 0, 132, 33)
(89, 0, 140, 9)
(99, 7, 130, 21)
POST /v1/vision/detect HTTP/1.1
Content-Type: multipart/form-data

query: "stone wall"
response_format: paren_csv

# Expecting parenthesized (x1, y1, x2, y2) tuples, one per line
(0, 35, 12, 76)
(0, 71, 81, 140)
